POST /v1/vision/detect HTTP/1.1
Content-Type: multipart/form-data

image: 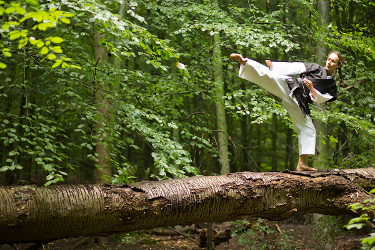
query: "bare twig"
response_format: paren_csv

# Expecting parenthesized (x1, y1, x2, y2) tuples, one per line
(167, 227, 200, 246)
(179, 112, 206, 121)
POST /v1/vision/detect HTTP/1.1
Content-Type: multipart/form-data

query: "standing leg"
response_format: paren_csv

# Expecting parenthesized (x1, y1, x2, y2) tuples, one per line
(282, 100, 317, 171)
(297, 155, 317, 171)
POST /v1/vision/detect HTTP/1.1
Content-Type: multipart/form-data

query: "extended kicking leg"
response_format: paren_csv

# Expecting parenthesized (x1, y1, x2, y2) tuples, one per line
(297, 154, 317, 171)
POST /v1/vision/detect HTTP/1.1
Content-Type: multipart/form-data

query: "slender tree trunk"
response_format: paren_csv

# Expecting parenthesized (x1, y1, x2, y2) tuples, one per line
(1, 167, 375, 244)
(241, 112, 248, 170)
(272, 113, 277, 171)
(206, 88, 213, 176)
(256, 125, 262, 169)
(213, 31, 230, 175)
(314, 2, 332, 248)
(94, 29, 111, 184)
(315, 0, 330, 171)
(285, 127, 295, 171)
(19, 60, 30, 182)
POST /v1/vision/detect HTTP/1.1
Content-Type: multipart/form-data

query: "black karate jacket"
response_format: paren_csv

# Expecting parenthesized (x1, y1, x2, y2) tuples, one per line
(286, 63, 338, 117)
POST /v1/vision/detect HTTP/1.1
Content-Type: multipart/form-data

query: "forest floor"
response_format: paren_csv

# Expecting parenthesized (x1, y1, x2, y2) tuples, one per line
(1, 216, 369, 250)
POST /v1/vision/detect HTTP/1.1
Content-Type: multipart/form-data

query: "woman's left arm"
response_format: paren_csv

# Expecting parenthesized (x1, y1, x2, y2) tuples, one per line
(303, 78, 333, 104)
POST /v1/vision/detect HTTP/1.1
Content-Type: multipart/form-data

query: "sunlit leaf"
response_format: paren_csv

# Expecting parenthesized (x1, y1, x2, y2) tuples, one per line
(51, 46, 63, 53)
(38, 22, 54, 31)
(9, 31, 21, 40)
(61, 56, 71, 61)
(2, 49, 11, 57)
(47, 54, 56, 60)
(52, 60, 62, 68)
(25, 0, 40, 7)
(5, 7, 16, 14)
(18, 37, 28, 49)
(29, 37, 38, 45)
(50, 37, 63, 43)
(62, 13, 74, 17)
(2, 23, 9, 30)
(59, 18, 70, 24)
(15, 6, 26, 15)
(40, 46, 49, 54)
(36, 40, 44, 48)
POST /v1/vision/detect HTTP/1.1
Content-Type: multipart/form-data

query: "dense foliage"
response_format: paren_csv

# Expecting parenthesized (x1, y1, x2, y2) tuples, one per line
(0, 0, 374, 186)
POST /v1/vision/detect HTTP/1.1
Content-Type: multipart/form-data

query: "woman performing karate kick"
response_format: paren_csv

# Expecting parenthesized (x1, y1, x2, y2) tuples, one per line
(230, 52, 344, 171)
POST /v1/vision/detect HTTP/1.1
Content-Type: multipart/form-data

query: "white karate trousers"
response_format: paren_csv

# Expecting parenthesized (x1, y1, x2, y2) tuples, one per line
(238, 59, 316, 156)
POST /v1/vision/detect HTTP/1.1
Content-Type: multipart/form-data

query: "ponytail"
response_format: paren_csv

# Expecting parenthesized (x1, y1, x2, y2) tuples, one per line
(338, 67, 345, 87)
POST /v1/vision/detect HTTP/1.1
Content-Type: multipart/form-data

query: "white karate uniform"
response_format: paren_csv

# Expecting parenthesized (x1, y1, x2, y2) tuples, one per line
(238, 59, 333, 156)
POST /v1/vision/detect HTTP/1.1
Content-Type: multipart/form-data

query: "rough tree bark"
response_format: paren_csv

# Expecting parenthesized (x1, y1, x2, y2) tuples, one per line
(1, 167, 375, 244)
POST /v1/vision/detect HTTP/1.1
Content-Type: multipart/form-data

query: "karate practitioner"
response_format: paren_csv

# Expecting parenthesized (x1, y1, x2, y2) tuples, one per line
(230, 52, 344, 171)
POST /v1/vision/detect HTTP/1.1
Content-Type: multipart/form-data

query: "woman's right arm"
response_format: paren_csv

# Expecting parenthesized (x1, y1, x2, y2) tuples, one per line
(268, 62, 307, 76)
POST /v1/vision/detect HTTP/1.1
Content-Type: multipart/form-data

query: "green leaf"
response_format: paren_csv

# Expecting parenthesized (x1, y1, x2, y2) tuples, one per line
(47, 54, 56, 60)
(29, 37, 38, 45)
(367, 237, 375, 245)
(62, 13, 74, 18)
(5, 7, 16, 14)
(51, 46, 62, 53)
(59, 18, 70, 24)
(61, 62, 69, 68)
(50, 37, 63, 43)
(52, 60, 62, 68)
(40, 46, 49, 55)
(9, 30, 21, 40)
(60, 56, 71, 61)
(36, 40, 44, 48)
(2, 23, 9, 30)
(18, 37, 28, 49)
(0, 166, 9, 172)
(346, 223, 364, 230)
(2, 49, 11, 57)
(25, 0, 40, 7)
(0, 63, 6, 69)
(37, 23, 54, 31)
(8, 151, 17, 156)
(15, 7, 26, 15)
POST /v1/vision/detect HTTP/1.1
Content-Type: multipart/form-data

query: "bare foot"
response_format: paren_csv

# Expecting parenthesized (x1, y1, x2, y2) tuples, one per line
(296, 164, 317, 171)
(265, 60, 273, 68)
(230, 53, 247, 66)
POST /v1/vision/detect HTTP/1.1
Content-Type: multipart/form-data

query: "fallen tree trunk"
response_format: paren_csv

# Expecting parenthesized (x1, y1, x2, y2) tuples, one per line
(1, 167, 375, 244)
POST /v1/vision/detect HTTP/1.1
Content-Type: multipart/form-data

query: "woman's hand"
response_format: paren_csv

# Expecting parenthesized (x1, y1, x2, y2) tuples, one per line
(303, 78, 317, 99)
(303, 78, 314, 91)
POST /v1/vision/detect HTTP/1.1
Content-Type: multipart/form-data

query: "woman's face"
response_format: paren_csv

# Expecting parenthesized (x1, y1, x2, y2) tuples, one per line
(325, 53, 341, 75)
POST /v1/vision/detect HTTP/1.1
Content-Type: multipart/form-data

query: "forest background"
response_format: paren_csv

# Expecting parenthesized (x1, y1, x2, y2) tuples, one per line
(0, 0, 375, 188)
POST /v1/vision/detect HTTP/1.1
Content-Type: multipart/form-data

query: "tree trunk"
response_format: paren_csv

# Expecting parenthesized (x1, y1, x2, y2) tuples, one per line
(212, 0, 230, 175)
(1, 167, 375, 244)
(315, 4, 333, 248)
(94, 28, 111, 184)
(272, 113, 277, 171)
(315, 0, 330, 170)
(213, 30, 230, 175)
